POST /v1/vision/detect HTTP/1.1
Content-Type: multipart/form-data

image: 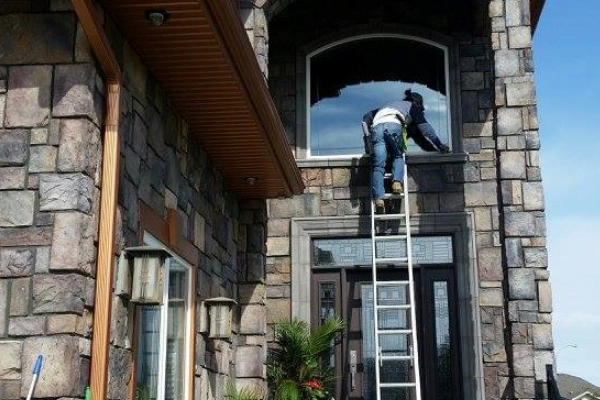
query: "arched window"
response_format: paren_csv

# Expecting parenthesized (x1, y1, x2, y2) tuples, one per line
(307, 35, 450, 158)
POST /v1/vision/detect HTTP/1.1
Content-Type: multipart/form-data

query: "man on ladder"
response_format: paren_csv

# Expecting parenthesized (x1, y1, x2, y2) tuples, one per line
(362, 89, 451, 400)
(363, 89, 450, 213)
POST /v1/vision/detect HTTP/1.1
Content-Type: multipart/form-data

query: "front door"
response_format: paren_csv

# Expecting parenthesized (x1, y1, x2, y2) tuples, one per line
(311, 266, 462, 400)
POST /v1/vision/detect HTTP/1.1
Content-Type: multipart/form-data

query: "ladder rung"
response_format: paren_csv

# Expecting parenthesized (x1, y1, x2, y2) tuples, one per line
(378, 329, 412, 335)
(373, 213, 406, 220)
(374, 234, 407, 241)
(382, 193, 403, 199)
(375, 257, 408, 264)
(380, 355, 413, 361)
(376, 304, 411, 310)
(374, 280, 410, 286)
(379, 382, 417, 388)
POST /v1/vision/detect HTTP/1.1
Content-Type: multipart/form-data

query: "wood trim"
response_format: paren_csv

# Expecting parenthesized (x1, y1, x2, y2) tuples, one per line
(167, 209, 179, 248)
(70, 2, 122, 400)
(187, 269, 197, 400)
(199, 0, 304, 197)
(139, 202, 169, 245)
(140, 202, 199, 267)
(71, 0, 120, 79)
(90, 84, 121, 400)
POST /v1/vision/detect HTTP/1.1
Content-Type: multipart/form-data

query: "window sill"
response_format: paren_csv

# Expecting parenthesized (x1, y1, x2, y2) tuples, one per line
(296, 153, 469, 168)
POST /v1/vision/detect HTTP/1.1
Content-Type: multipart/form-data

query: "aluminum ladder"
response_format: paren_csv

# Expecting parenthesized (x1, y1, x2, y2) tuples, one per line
(369, 154, 422, 400)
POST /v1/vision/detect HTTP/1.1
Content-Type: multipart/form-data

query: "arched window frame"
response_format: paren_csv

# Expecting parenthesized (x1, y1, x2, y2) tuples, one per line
(301, 33, 456, 161)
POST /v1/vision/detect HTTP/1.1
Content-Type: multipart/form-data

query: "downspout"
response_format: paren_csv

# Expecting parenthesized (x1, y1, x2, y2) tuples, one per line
(70, 1, 122, 400)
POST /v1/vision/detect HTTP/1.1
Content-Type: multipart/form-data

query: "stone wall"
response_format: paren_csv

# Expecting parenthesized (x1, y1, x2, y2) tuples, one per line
(251, 0, 554, 399)
(0, 1, 269, 399)
(101, 4, 271, 400)
(238, 0, 270, 78)
(0, 2, 101, 399)
(488, 0, 553, 398)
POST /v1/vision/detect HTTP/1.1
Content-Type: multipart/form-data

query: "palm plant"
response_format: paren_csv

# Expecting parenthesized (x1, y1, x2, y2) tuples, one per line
(267, 317, 344, 400)
(226, 381, 264, 400)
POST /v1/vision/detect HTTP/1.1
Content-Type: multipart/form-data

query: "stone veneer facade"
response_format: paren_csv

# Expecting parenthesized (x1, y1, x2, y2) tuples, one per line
(240, 0, 554, 399)
(0, 1, 268, 400)
(0, 0, 554, 400)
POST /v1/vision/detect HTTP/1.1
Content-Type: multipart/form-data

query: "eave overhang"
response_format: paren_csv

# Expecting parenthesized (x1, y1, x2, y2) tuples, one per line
(531, 0, 546, 33)
(100, 0, 304, 199)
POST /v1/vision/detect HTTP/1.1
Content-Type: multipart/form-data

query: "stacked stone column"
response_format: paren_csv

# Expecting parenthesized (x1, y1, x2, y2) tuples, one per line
(239, 0, 270, 78)
(491, 0, 553, 397)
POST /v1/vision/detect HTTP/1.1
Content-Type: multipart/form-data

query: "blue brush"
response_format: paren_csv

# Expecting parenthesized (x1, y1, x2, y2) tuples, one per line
(25, 355, 43, 400)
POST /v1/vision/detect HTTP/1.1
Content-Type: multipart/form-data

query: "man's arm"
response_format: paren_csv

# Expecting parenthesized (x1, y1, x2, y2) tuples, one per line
(417, 123, 449, 153)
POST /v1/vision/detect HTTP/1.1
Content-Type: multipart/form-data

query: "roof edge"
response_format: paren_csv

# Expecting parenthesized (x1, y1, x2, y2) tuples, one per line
(199, 0, 304, 197)
(531, 0, 546, 34)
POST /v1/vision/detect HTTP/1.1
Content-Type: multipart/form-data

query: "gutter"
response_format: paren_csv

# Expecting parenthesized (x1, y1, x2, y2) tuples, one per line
(70, 1, 121, 400)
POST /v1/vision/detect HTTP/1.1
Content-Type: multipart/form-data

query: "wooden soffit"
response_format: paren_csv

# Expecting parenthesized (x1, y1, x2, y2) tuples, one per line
(100, 0, 303, 198)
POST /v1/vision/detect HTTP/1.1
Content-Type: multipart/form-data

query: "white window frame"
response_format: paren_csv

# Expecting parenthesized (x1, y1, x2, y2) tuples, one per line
(135, 233, 194, 400)
(305, 33, 452, 160)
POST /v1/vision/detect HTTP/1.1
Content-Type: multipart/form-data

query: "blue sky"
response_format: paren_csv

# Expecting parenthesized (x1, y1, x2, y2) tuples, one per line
(534, 0, 600, 385)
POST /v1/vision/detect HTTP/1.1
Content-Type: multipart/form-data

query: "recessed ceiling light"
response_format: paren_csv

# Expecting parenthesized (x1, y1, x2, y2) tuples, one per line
(144, 9, 170, 26)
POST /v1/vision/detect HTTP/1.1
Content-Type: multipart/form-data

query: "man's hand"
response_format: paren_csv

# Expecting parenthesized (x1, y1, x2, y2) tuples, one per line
(438, 144, 450, 154)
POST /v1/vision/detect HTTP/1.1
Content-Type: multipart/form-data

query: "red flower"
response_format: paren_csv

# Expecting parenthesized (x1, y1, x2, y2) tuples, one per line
(304, 380, 322, 389)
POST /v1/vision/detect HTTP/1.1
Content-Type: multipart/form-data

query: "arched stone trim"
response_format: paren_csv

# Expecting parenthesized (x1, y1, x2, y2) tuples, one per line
(264, 0, 299, 21)
(290, 212, 484, 400)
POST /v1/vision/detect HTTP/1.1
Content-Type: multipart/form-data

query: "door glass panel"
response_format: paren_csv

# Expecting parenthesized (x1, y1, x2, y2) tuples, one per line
(361, 284, 376, 400)
(319, 282, 336, 367)
(377, 283, 409, 331)
(380, 359, 412, 383)
(313, 236, 453, 267)
(379, 332, 409, 356)
(378, 309, 409, 330)
(319, 283, 336, 322)
(381, 387, 412, 400)
(362, 284, 412, 399)
(136, 306, 161, 400)
(376, 284, 408, 306)
(433, 281, 452, 400)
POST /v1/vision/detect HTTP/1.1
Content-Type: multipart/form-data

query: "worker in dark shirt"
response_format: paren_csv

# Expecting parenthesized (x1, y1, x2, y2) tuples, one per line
(363, 89, 450, 211)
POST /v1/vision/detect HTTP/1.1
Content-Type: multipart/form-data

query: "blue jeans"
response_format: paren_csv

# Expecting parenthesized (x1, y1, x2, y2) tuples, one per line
(371, 122, 404, 199)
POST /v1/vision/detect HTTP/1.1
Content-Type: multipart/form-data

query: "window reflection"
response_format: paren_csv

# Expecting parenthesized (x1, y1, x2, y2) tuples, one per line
(309, 37, 449, 157)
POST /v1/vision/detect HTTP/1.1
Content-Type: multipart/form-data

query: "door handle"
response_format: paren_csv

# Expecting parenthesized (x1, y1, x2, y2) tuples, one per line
(349, 350, 357, 391)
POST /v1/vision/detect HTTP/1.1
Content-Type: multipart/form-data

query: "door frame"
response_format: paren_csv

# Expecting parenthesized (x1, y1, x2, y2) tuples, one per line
(291, 214, 485, 399)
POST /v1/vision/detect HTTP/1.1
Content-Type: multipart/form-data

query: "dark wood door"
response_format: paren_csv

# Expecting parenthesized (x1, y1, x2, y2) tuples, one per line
(311, 267, 462, 400)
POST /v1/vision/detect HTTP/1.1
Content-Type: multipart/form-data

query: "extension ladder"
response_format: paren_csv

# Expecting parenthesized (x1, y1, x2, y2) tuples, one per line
(369, 154, 422, 400)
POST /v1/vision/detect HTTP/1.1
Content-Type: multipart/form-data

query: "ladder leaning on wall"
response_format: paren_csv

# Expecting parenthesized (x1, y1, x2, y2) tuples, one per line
(369, 155, 422, 400)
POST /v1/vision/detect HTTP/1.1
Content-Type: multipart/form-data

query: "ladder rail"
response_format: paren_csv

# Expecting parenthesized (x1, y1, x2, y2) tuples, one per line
(403, 155, 422, 400)
(370, 196, 383, 400)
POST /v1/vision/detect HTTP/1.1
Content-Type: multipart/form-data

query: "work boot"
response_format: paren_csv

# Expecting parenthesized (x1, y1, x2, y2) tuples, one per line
(392, 181, 403, 194)
(375, 199, 385, 213)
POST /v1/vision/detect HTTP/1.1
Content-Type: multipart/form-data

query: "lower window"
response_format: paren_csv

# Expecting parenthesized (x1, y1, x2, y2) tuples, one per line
(134, 237, 193, 400)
